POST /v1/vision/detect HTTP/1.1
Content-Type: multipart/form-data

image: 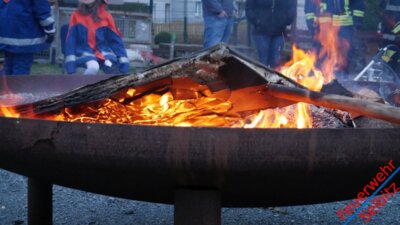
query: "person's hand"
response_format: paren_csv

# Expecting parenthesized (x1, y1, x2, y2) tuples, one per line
(232, 9, 238, 18)
(104, 59, 113, 67)
(217, 10, 228, 17)
(46, 33, 55, 44)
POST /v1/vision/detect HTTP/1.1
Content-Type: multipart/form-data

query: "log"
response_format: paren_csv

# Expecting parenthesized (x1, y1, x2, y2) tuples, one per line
(4, 44, 299, 116)
(266, 83, 400, 124)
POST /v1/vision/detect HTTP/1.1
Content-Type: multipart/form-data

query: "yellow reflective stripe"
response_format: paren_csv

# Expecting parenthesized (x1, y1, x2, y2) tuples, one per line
(382, 50, 396, 62)
(318, 17, 332, 23)
(344, 0, 350, 14)
(305, 13, 316, 20)
(392, 22, 400, 34)
(333, 15, 352, 20)
(332, 15, 353, 26)
(320, 3, 327, 13)
(384, 50, 396, 58)
(353, 10, 365, 17)
(333, 21, 354, 26)
(333, 15, 353, 23)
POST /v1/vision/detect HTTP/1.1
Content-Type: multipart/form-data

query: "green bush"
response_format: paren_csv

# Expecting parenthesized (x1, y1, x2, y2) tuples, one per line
(154, 31, 172, 45)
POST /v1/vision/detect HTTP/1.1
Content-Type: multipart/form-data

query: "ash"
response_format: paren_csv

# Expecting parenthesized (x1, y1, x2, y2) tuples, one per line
(0, 93, 59, 106)
(311, 105, 350, 128)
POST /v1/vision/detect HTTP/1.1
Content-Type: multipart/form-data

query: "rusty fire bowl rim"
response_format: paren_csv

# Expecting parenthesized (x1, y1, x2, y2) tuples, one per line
(0, 116, 399, 207)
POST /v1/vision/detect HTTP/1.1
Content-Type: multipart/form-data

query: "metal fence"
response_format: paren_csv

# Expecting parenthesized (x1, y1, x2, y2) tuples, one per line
(151, 0, 250, 46)
(9, 2, 250, 64)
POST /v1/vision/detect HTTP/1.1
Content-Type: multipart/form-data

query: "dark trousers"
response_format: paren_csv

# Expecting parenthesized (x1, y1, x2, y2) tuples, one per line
(252, 33, 284, 68)
(2, 52, 34, 75)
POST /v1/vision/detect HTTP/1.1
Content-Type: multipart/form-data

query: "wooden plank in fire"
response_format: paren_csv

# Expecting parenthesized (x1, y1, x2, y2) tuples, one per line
(13, 44, 300, 116)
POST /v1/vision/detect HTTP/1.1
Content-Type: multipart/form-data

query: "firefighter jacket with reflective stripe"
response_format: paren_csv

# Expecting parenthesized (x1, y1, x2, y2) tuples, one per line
(305, 0, 365, 32)
(65, 4, 129, 74)
(0, 0, 55, 53)
(381, 0, 400, 42)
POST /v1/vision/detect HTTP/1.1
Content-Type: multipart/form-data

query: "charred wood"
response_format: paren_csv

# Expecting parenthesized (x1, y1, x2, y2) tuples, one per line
(11, 45, 300, 116)
(266, 83, 400, 124)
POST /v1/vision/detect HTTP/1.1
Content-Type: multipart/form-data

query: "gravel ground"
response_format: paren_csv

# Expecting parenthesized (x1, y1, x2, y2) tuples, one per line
(1, 169, 400, 225)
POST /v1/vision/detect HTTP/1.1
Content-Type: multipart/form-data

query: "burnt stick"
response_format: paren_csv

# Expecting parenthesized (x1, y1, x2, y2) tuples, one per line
(266, 83, 400, 124)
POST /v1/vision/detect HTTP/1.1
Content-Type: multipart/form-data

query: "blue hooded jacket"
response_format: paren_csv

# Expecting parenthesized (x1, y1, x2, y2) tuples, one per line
(0, 0, 55, 53)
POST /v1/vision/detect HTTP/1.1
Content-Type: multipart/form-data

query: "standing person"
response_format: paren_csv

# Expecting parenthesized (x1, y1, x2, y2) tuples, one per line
(245, 0, 296, 68)
(65, 0, 129, 75)
(201, 0, 236, 48)
(380, 0, 400, 47)
(305, 0, 365, 77)
(0, 0, 55, 75)
(375, 0, 400, 75)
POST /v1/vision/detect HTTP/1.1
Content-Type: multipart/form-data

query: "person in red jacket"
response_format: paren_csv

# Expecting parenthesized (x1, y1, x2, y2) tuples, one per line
(65, 0, 129, 75)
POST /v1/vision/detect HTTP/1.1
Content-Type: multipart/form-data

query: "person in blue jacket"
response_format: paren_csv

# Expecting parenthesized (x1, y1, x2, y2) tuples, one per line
(65, 0, 129, 75)
(246, 0, 296, 68)
(0, 0, 55, 75)
(201, 0, 236, 48)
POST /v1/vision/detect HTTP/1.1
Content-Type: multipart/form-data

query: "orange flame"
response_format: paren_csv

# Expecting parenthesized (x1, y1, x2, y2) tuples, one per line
(0, 76, 21, 118)
(0, 23, 346, 129)
(276, 46, 322, 129)
(281, 45, 324, 91)
(250, 23, 347, 129)
(0, 106, 20, 118)
(316, 23, 349, 82)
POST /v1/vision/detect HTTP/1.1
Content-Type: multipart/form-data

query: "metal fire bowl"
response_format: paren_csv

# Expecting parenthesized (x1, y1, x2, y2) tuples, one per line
(1, 75, 400, 208)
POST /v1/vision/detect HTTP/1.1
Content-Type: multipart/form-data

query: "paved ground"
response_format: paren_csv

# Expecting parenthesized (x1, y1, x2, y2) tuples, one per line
(1, 169, 400, 225)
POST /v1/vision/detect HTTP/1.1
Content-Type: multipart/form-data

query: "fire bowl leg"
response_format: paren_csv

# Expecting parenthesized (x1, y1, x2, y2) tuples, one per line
(28, 178, 53, 225)
(174, 189, 221, 225)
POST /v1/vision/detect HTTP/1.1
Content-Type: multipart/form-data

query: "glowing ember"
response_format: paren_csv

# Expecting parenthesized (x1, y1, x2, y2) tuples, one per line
(0, 83, 309, 128)
(45, 92, 242, 127)
(0, 106, 20, 118)
(0, 83, 246, 128)
(0, 23, 346, 129)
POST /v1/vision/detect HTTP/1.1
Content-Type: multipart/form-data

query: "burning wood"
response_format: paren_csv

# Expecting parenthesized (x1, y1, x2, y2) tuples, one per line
(266, 83, 400, 124)
(0, 45, 306, 128)
(0, 44, 398, 128)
